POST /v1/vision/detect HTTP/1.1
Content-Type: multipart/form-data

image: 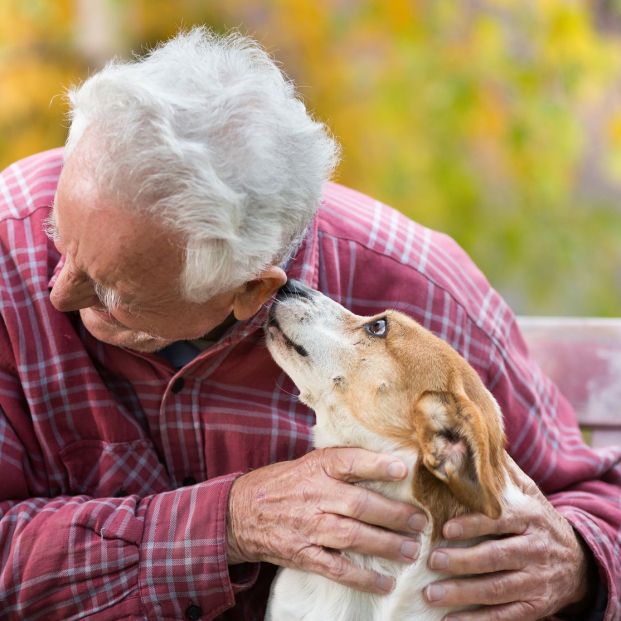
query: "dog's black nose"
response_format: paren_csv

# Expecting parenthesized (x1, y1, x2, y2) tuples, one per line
(277, 279, 314, 300)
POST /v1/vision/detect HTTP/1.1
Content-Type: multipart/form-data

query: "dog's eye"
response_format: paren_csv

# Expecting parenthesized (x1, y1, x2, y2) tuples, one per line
(365, 318, 387, 338)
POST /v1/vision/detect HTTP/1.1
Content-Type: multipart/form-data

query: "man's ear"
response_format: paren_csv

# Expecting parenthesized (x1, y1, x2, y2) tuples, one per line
(414, 391, 506, 519)
(232, 266, 287, 321)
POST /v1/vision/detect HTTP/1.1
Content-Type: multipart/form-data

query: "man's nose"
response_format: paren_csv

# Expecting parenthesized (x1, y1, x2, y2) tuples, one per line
(49, 264, 99, 312)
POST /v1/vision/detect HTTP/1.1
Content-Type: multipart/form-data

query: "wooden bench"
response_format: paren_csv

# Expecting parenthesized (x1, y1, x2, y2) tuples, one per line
(518, 317, 621, 448)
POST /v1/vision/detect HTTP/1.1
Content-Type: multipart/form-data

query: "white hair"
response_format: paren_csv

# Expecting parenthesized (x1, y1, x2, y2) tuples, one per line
(65, 27, 340, 301)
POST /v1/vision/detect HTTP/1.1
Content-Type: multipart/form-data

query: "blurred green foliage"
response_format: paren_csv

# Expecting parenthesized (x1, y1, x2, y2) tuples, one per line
(1, 0, 621, 315)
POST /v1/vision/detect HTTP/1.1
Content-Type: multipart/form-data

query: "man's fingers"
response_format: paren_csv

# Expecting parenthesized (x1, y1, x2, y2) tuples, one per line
(311, 513, 420, 563)
(425, 571, 540, 608)
(317, 447, 408, 483)
(505, 456, 544, 498)
(290, 545, 395, 594)
(312, 447, 428, 535)
(443, 510, 528, 540)
(319, 480, 427, 534)
(442, 601, 540, 621)
(426, 573, 512, 607)
(428, 537, 528, 575)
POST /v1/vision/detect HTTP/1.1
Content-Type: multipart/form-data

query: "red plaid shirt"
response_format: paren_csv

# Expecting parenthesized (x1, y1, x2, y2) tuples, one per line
(0, 149, 619, 621)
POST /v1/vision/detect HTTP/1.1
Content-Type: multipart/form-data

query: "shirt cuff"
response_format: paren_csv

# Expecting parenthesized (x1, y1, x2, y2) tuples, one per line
(229, 562, 260, 592)
(138, 473, 258, 620)
(555, 580, 608, 621)
(553, 506, 615, 621)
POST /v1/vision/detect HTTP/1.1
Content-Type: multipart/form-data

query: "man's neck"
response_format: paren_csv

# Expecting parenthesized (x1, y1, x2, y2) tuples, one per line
(197, 312, 237, 345)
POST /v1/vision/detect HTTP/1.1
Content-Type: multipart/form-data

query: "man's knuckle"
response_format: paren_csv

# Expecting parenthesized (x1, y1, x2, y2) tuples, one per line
(309, 513, 330, 541)
(488, 577, 507, 603)
(517, 601, 540, 621)
(303, 449, 324, 473)
(485, 610, 504, 621)
(527, 509, 544, 528)
(345, 488, 370, 518)
(400, 505, 417, 525)
(529, 537, 548, 558)
(487, 546, 505, 571)
(541, 582, 553, 604)
(519, 472, 539, 496)
(291, 544, 317, 569)
(340, 520, 362, 548)
(329, 554, 349, 581)
(333, 453, 356, 479)
(468, 516, 490, 538)
(299, 483, 318, 506)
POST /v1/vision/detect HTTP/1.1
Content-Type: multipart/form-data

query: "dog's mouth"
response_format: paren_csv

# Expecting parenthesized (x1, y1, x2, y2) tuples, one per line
(267, 316, 309, 358)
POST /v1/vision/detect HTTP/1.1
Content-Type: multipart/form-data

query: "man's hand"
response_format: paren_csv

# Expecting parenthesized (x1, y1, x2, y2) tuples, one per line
(424, 461, 593, 620)
(226, 447, 427, 593)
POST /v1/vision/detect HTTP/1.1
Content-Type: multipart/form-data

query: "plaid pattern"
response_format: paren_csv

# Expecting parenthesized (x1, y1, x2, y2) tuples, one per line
(0, 149, 619, 620)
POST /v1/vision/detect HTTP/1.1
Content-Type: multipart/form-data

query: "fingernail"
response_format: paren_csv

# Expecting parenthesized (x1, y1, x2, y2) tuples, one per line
(408, 513, 427, 532)
(377, 574, 395, 593)
(387, 461, 406, 479)
(400, 540, 420, 561)
(444, 522, 463, 539)
(429, 551, 448, 570)
(425, 583, 444, 602)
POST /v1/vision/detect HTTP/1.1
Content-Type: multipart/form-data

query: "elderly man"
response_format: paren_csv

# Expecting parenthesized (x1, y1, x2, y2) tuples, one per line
(0, 28, 619, 621)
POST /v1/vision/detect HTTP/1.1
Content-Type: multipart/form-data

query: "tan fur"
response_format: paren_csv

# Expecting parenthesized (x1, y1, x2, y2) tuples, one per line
(265, 286, 519, 621)
(323, 310, 507, 538)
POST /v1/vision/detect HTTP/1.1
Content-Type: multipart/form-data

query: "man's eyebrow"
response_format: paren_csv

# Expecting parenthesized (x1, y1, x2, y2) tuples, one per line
(92, 279, 140, 313)
(43, 201, 60, 242)
(93, 280, 124, 311)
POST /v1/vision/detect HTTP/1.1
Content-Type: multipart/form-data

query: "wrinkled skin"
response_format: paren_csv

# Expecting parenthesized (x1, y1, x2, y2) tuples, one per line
(228, 450, 592, 619)
(424, 460, 592, 621)
(227, 447, 428, 593)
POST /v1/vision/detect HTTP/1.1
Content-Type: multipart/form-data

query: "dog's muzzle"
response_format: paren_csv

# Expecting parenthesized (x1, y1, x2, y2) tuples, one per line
(275, 279, 316, 302)
(266, 279, 314, 358)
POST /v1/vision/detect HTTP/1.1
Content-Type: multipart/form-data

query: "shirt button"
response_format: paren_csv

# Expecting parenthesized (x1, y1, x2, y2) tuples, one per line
(182, 476, 197, 486)
(185, 604, 203, 620)
(171, 377, 185, 393)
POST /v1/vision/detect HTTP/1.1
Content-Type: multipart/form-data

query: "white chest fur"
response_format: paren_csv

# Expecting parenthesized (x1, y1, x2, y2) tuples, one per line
(265, 468, 528, 621)
(265, 534, 456, 621)
(262, 286, 528, 620)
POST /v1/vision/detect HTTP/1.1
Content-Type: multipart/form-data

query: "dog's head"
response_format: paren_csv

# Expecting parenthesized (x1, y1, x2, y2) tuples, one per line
(266, 280, 507, 536)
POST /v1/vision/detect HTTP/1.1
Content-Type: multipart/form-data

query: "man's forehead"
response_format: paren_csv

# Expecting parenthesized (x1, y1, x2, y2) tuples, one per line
(56, 150, 100, 204)
(53, 168, 185, 295)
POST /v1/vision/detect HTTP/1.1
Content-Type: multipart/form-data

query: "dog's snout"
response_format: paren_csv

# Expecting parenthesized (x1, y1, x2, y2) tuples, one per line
(276, 279, 315, 301)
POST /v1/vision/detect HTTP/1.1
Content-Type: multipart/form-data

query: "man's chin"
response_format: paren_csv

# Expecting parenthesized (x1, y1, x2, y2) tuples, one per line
(79, 308, 173, 353)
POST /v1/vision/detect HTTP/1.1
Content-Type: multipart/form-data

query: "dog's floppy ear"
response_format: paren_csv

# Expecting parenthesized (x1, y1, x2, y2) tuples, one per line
(413, 390, 505, 520)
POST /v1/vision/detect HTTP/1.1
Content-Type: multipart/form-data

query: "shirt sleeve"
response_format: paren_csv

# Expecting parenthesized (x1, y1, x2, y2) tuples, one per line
(0, 325, 258, 620)
(483, 311, 621, 621)
(0, 439, 257, 620)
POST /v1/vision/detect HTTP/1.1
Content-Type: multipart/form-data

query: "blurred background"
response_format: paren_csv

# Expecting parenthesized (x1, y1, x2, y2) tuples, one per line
(1, 0, 621, 316)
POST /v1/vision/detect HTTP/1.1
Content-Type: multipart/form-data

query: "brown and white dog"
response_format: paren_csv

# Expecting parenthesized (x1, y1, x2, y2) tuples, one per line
(264, 280, 528, 621)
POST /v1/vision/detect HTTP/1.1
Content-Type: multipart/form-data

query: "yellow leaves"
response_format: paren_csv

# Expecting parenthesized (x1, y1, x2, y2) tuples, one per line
(0, 54, 73, 164)
(1, 0, 621, 313)
(0, 0, 73, 48)
(543, 0, 596, 59)
(1, 58, 64, 117)
(604, 109, 621, 181)
(0, 0, 81, 166)
(608, 110, 621, 146)
(382, 0, 420, 36)
(470, 14, 504, 62)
